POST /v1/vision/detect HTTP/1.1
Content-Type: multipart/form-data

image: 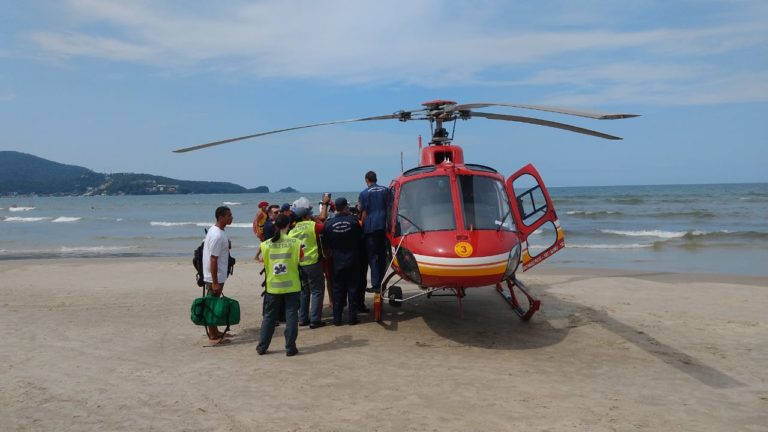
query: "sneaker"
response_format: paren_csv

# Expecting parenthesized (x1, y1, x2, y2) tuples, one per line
(333, 321, 343, 326)
(299, 321, 310, 327)
(348, 319, 360, 326)
(364, 287, 380, 293)
(309, 321, 326, 329)
(256, 347, 267, 355)
(286, 348, 299, 357)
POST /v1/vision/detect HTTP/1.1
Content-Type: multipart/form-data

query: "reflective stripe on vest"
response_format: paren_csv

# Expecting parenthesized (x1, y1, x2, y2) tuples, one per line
(259, 237, 301, 294)
(288, 220, 319, 265)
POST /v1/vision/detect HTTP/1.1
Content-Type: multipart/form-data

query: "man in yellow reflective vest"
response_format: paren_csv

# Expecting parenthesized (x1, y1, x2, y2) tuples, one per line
(288, 204, 327, 329)
(257, 214, 303, 356)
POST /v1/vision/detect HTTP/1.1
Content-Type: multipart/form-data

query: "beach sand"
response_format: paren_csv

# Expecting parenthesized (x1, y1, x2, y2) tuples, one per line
(1, 258, 767, 431)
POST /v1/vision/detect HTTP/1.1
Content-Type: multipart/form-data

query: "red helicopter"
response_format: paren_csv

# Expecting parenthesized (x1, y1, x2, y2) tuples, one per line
(174, 100, 637, 321)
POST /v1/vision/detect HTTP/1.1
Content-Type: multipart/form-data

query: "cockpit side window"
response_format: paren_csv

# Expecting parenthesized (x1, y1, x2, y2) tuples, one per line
(458, 175, 514, 231)
(395, 176, 455, 235)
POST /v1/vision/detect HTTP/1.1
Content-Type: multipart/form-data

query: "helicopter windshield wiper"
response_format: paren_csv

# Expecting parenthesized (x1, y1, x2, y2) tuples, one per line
(397, 213, 424, 235)
(496, 209, 512, 232)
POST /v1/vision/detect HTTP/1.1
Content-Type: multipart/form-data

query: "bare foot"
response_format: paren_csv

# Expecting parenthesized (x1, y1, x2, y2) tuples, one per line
(206, 338, 231, 347)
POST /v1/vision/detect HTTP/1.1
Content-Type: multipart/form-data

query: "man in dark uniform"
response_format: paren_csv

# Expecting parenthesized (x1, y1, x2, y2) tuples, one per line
(323, 197, 363, 325)
(359, 171, 389, 293)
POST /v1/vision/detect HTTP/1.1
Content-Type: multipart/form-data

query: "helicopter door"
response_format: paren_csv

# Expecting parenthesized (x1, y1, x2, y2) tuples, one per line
(506, 164, 565, 271)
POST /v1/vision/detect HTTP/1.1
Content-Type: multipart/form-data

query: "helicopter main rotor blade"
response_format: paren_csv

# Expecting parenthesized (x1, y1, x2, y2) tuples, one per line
(470, 111, 623, 140)
(450, 103, 638, 120)
(173, 114, 400, 153)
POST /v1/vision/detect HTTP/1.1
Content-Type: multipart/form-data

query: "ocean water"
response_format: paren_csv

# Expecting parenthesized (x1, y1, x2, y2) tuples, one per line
(2, 183, 767, 276)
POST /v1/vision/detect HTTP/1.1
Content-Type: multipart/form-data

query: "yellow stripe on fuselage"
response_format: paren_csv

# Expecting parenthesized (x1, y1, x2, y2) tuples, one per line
(418, 262, 507, 277)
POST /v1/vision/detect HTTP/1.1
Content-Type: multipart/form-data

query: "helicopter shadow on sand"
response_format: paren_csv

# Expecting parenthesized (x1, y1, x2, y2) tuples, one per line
(376, 276, 743, 389)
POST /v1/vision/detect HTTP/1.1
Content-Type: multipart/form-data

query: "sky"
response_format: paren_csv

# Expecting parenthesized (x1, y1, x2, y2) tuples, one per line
(1, 0, 766, 191)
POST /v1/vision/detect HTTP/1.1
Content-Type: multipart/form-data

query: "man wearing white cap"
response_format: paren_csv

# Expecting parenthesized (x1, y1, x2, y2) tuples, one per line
(288, 198, 327, 328)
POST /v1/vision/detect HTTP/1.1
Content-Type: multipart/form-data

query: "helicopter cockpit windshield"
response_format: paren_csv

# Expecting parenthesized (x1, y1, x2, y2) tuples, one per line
(458, 175, 515, 231)
(396, 176, 456, 235)
(394, 174, 515, 236)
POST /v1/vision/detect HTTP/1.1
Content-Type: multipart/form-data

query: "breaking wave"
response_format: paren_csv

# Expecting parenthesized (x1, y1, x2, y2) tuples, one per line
(60, 246, 137, 254)
(150, 221, 252, 229)
(8, 206, 36, 212)
(565, 243, 654, 249)
(52, 216, 82, 223)
(601, 229, 699, 239)
(151, 221, 210, 227)
(4, 216, 50, 222)
(600, 229, 768, 241)
(230, 223, 252, 228)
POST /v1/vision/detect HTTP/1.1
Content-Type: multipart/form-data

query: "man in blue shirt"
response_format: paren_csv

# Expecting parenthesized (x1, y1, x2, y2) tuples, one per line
(358, 171, 389, 293)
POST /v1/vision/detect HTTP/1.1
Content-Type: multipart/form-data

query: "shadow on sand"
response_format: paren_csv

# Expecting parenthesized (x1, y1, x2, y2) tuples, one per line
(220, 326, 369, 355)
(377, 273, 743, 389)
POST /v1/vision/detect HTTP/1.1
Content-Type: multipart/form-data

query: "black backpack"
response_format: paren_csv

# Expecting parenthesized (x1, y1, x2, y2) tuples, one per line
(193, 229, 236, 288)
(193, 237, 206, 288)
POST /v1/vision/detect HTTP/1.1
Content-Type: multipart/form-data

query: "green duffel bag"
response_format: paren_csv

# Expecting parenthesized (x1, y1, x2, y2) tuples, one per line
(191, 295, 241, 327)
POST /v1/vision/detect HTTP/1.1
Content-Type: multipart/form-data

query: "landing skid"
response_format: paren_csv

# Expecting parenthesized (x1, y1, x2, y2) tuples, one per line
(374, 268, 540, 322)
(495, 277, 540, 321)
(372, 272, 479, 321)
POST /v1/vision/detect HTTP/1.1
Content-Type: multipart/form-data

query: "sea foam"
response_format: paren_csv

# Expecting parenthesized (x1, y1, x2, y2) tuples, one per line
(60, 246, 136, 254)
(601, 229, 695, 239)
(52, 216, 82, 223)
(4, 216, 50, 222)
(151, 221, 210, 227)
(9, 206, 36, 212)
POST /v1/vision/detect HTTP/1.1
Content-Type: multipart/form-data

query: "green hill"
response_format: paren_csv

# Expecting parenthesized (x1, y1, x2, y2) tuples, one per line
(0, 151, 270, 196)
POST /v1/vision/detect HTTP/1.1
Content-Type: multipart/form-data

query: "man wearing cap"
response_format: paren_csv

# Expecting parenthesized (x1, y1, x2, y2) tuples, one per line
(323, 197, 363, 325)
(279, 203, 295, 231)
(252, 201, 270, 241)
(359, 171, 390, 293)
(288, 198, 327, 328)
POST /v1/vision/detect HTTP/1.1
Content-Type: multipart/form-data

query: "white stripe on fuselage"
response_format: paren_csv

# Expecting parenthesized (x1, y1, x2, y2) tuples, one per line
(402, 251, 509, 266)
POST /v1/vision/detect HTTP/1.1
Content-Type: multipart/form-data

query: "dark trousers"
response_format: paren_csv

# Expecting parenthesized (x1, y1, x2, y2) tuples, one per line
(357, 240, 368, 307)
(258, 291, 300, 354)
(365, 230, 388, 291)
(332, 263, 359, 324)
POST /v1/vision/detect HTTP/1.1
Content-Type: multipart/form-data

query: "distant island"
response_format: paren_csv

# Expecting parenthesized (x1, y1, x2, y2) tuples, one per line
(0, 151, 296, 196)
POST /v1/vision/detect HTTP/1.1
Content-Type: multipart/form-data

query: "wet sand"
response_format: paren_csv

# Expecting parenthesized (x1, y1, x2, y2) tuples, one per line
(1, 258, 767, 431)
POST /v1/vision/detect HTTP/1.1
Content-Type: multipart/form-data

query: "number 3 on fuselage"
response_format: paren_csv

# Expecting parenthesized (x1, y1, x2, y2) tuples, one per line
(507, 163, 565, 271)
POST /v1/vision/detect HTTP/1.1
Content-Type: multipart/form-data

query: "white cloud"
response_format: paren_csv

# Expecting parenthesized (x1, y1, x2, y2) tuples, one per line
(16, 0, 768, 105)
(27, 32, 158, 62)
